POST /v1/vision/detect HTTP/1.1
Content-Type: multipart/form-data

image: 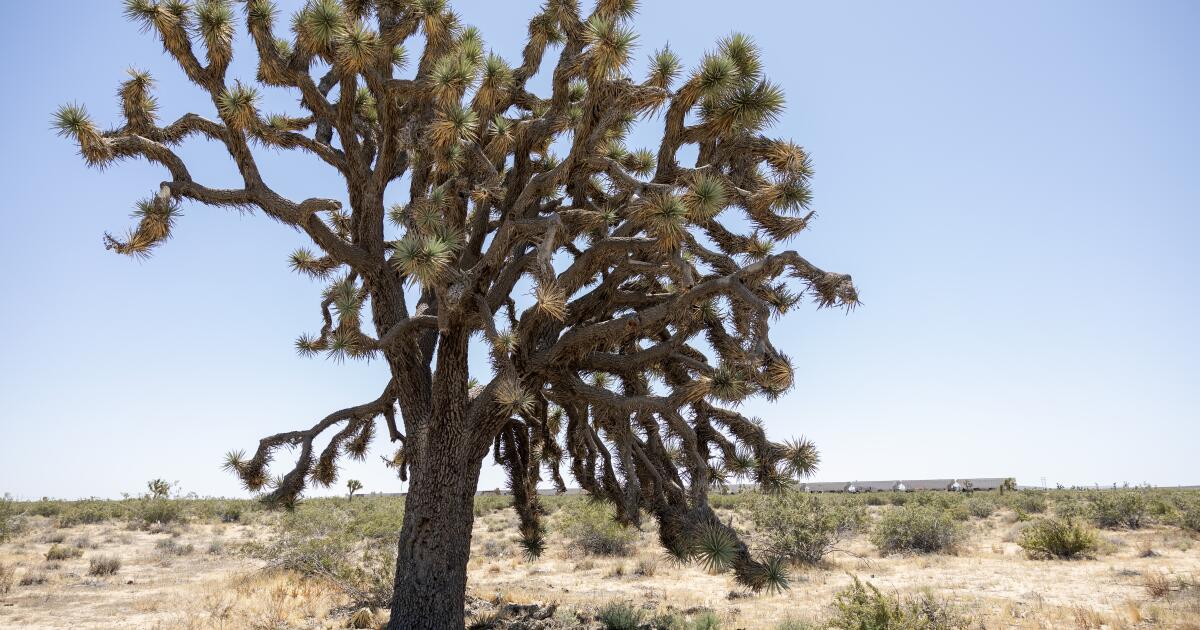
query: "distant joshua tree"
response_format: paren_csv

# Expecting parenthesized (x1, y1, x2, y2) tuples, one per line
(347, 478, 364, 501)
(1000, 477, 1018, 495)
(54, 1, 857, 627)
(146, 478, 172, 500)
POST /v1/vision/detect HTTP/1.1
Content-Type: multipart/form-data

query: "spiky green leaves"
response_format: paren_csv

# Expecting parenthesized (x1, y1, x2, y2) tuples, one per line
(119, 69, 158, 132)
(633, 192, 688, 250)
(196, 0, 235, 67)
(245, 0, 276, 29)
(718, 33, 762, 84)
(534, 282, 568, 321)
(704, 80, 786, 136)
(294, 0, 345, 56)
(289, 248, 337, 278)
(783, 437, 820, 478)
(765, 141, 813, 178)
(682, 174, 728, 222)
(476, 53, 513, 108)
(693, 53, 741, 101)
(429, 53, 477, 106)
(389, 234, 456, 286)
(707, 364, 752, 404)
(746, 556, 790, 594)
(495, 379, 535, 417)
(647, 46, 682, 89)
(336, 22, 380, 74)
(582, 16, 637, 83)
(217, 82, 260, 130)
(429, 103, 479, 148)
(691, 522, 738, 572)
(102, 194, 182, 258)
(53, 103, 113, 166)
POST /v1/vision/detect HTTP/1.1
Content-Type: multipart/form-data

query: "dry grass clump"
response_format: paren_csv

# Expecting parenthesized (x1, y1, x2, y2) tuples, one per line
(87, 554, 122, 576)
(1017, 518, 1099, 559)
(19, 569, 49, 586)
(633, 557, 658, 577)
(156, 538, 195, 555)
(1144, 572, 1172, 599)
(828, 577, 970, 629)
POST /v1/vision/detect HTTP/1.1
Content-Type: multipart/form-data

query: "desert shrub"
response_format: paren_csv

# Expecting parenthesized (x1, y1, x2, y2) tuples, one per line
(1006, 492, 1047, 514)
(138, 499, 182, 526)
(0, 563, 13, 594)
(1089, 492, 1147, 529)
(473, 495, 512, 516)
(348, 607, 377, 628)
(45, 544, 83, 560)
(596, 602, 642, 630)
(244, 498, 401, 607)
(1177, 500, 1200, 533)
(55, 501, 116, 528)
(774, 619, 817, 630)
(0, 495, 20, 542)
(155, 538, 194, 555)
(689, 611, 722, 630)
(1017, 518, 1099, 559)
(87, 555, 121, 576)
(870, 506, 964, 555)
(864, 495, 886, 506)
(750, 491, 863, 564)
(218, 504, 242, 523)
(963, 497, 995, 519)
(207, 539, 225, 555)
(633, 557, 658, 577)
(827, 577, 969, 630)
(19, 570, 48, 586)
(558, 501, 637, 557)
(889, 494, 910, 506)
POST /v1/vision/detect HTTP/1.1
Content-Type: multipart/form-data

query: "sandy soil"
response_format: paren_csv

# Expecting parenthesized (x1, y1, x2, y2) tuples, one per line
(2, 509, 1198, 629)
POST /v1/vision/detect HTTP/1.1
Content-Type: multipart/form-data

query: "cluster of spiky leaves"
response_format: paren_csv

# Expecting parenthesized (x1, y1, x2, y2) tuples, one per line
(60, 0, 857, 593)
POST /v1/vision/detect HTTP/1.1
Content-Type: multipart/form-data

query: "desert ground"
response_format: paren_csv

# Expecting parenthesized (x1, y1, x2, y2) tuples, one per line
(1, 490, 1198, 629)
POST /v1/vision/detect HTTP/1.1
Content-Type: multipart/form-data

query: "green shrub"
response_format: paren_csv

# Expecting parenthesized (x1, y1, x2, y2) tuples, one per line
(0, 495, 19, 542)
(558, 500, 637, 557)
(889, 494, 910, 506)
(473, 494, 511, 516)
(688, 610, 722, 630)
(870, 506, 964, 555)
(87, 555, 121, 576)
(828, 577, 969, 629)
(139, 499, 182, 526)
(596, 602, 642, 630)
(244, 498, 401, 607)
(774, 618, 817, 630)
(1007, 492, 1047, 514)
(27, 501, 63, 518)
(750, 491, 863, 564)
(1089, 492, 1147, 529)
(155, 538, 195, 555)
(55, 501, 116, 527)
(962, 497, 995, 519)
(1178, 501, 1200, 533)
(218, 504, 242, 523)
(45, 544, 83, 561)
(1017, 518, 1099, 559)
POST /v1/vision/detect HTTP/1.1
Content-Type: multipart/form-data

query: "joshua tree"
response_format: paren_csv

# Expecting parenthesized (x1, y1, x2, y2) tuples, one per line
(54, 1, 857, 627)
(146, 478, 173, 500)
(347, 478, 364, 501)
(1000, 477, 1018, 495)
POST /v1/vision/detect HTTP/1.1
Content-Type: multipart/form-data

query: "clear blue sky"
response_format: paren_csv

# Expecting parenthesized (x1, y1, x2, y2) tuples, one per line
(1, 1, 1197, 499)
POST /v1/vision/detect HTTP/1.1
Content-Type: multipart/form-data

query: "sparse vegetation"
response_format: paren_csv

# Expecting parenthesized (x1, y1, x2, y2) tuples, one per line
(1088, 491, 1148, 529)
(1018, 518, 1100, 559)
(827, 577, 969, 629)
(596, 602, 643, 630)
(558, 501, 637, 557)
(45, 544, 82, 561)
(870, 505, 965, 555)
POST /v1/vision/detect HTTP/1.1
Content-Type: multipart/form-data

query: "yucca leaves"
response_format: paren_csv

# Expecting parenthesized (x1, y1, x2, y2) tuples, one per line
(390, 234, 456, 285)
(634, 192, 688, 250)
(336, 22, 380, 74)
(295, 0, 346, 55)
(196, 0, 235, 67)
(783, 437, 820, 478)
(682, 174, 727, 222)
(647, 46, 681, 89)
(217, 82, 259, 130)
(582, 15, 637, 83)
(534, 281, 568, 321)
(53, 103, 112, 166)
(429, 102, 479, 147)
(691, 522, 738, 572)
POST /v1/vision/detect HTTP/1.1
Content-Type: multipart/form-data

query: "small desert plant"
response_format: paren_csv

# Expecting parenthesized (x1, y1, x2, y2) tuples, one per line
(689, 610, 722, 630)
(828, 577, 969, 629)
(750, 491, 863, 564)
(1144, 572, 1172, 599)
(218, 504, 242, 523)
(45, 544, 83, 560)
(156, 538, 195, 555)
(1007, 492, 1047, 514)
(207, 539, 225, 555)
(0, 563, 13, 594)
(1017, 518, 1099, 559)
(774, 618, 817, 630)
(347, 607, 376, 628)
(87, 555, 121, 576)
(870, 506, 965, 555)
(963, 497, 996, 519)
(634, 557, 659, 577)
(18, 570, 48, 586)
(1178, 500, 1200, 533)
(139, 499, 182, 526)
(0, 494, 20, 542)
(1089, 492, 1148, 529)
(596, 602, 642, 630)
(558, 501, 637, 557)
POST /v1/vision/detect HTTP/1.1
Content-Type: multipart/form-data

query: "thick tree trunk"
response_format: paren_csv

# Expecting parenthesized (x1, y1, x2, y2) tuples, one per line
(386, 438, 483, 629)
